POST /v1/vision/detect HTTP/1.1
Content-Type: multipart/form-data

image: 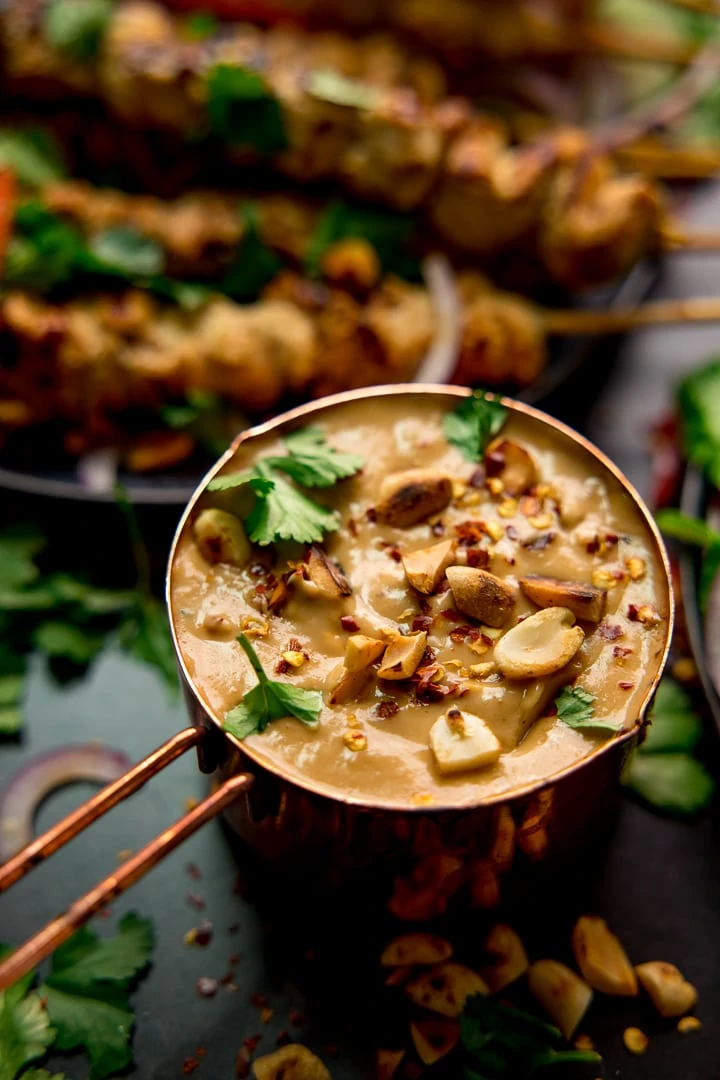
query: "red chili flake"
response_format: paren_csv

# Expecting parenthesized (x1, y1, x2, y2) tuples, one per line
(251, 993, 270, 1009)
(605, 533, 619, 546)
(470, 466, 485, 488)
(431, 521, 446, 536)
(196, 977, 218, 998)
(505, 524, 519, 541)
(229, 953, 242, 967)
(219, 972, 239, 991)
(440, 607, 463, 622)
(375, 699, 400, 719)
(546, 703, 559, 717)
(419, 597, 432, 614)
(289, 1009, 305, 1027)
(235, 1048, 251, 1078)
(598, 622, 624, 640)
(195, 919, 213, 947)
(388, 547, 402, 563)
(183, 1057, 200, 1074)
(244, 1036, 262, 1055)
(455, 520, 486, 545)
(276, 1031, 292, 1047)
(618, 681, 635, 690)
(196, 1048, 207, 1058)
(613, 645, 633, 659)
(627, 604, 640, 622)
(274, 659, 291, 675)
(366, 507, 377, 523)
(347, 517, 358, 537)
(186, 892, 206, 910)
(340, 615, 360, 632)
(522, 532, 556, 552)
(466, 547, 489, 568)
(186, 863, 202, 880)
(586, 538, 600, 554)
(449, 624, 479, 644)
(519, 495, 539, 516)
(288, 637, 303, 653)
(412, 615, 433, 632)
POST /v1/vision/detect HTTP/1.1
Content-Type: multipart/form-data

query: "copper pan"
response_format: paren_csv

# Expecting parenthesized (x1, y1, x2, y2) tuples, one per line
(0, 385, 674, 990)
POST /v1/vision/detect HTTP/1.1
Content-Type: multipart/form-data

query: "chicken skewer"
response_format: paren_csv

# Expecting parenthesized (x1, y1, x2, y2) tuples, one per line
(4, 0, 717, 293)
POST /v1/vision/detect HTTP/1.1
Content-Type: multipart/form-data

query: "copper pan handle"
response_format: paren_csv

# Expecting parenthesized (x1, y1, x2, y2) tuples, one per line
(0, 726, 253, 991)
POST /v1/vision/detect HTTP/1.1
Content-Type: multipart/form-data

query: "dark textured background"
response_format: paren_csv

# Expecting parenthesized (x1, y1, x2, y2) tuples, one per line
(2, 183, 720, 1078)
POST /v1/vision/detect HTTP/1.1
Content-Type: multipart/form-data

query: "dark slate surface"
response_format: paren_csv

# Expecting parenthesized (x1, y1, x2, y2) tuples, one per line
(2, 189, 720, 1078)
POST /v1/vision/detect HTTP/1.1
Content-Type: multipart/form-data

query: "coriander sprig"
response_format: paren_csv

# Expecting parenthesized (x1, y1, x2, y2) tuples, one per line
(554, 685, 618, 733)
(443, 391, 508, 462)
(208, 425, 363, 546)
(224, 634, 323, 740)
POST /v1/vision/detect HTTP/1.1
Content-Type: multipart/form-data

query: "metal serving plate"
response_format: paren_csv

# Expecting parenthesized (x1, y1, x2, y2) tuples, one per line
(0, 261, 658, 505)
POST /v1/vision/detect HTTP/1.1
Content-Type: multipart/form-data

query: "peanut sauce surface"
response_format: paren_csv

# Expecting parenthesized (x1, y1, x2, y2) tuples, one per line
(171, 396, 668, 808)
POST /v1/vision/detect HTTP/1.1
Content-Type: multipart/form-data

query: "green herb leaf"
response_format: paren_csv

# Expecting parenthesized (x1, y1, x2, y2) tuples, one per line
(246, 466, 339, 545)
(43, 0, 113, 61)
(641, 679, 703, 754)
(444, 392, 508, 462)
(182, 11, 220, 39)
(4, 201, 91, 292)
(33, 621, 107, 666)
(0, 129, 67, 187)
(207, 471, 274, 495)
(305, 200, 419, 280)
(42, 914, 154, 1080)
(677, 359, 720, 488)
(88, 226, 165, 278)
(0, 527, 45, 590)
(307, 69, 381, 110)
(266, 426, 363, 488)
(120, 597, 178, 692)
(22, 1070, 68, 1080)
(47, 913, 154, 990)
(555, 685, 619, 733)
(206, 64, 287, 153)
(0, 985, 54, 1080)
(224, 633, 323, 740)
(655, 508, 720, 611)
(218, 204, 281, 302)
(623, 752, 715, 815)
(527, 1048, 603, 1070)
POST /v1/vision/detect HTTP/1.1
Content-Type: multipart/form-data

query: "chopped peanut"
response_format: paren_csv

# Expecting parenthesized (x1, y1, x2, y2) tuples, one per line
(480, 924, 529, 993)
(591, 568, 626, 591)
(678, 1016, 702, 1034)
(497, 498, 518, 518)
(405, 963, 488, 1017)
(625, 555, 647, 580)
(635, 961, 698, 1018)
(485, 520, 504, 541)
(381, 933, 453, 967)
(253, 1045, 330, 1080)
(528, 960, 592, 1039)
(282, 650, 306, 669)
(343, 731, 368, 752)
(572, 916, 638, 996)
(486, 477, 504, 496)
(630, 603, 663, 627)
(529, 513, 554, 529)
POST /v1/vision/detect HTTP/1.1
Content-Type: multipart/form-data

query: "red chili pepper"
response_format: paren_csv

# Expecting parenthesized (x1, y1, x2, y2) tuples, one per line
(0, 170, 15, 274)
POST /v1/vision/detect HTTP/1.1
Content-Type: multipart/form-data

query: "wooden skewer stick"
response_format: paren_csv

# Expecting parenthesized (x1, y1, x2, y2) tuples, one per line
(544, 297, 720, 335)
(617, 142, 720, 179)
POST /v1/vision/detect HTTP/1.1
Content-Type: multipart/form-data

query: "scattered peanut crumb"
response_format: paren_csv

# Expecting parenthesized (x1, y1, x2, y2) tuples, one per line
(574, 1034, 595, 1051)
(623, 1027, 649, 1055)
(184, 929, 197, 946)
(677, 1016, 702, 1034)
(185, 797, 199, 812)
(485, 520, 504, 542)
(497, 498, 518, 518)
(486, 477, 504, 496)
(451, 479, 467, 500)
(529, 513, 554, 529)
(343, 730, 368, 751)
(282, 650, 306, 668)
(412, 792, 435, 806)
(625, 556, 647, 581)
(628, 603, 662, 627)
(260, 1007, 274, 1024)
(592, 568, 625, 591)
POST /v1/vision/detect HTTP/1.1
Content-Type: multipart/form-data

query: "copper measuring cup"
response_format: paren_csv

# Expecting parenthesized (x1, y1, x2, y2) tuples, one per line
(0, 385, 674, 991)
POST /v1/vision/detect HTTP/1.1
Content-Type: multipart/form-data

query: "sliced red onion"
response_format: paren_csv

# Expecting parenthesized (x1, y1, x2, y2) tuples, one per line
(415, 253, 461, 385)
(76, 449, 120, 494)
(0, 744, 131, 861)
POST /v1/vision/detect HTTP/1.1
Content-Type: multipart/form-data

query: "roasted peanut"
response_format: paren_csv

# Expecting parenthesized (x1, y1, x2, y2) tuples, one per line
(519, 575, 605, 623)
(375, 469, 452, 527)
(253, 1044, 330, 1080)
(494, 607, 584, 679)
(446, 566, 516, 627)
(527, 960, 593, 1039)
(193, 508, 250, 566)
(429, 707, 502, 773)
(402, 539, 456, 594)
(635, 961, 698, 1018)
(378, 631, 427, 680)
(485, 438, 538, 495)
(572, 916, 638, 996)
(381, 933, 453, 967)
(480, 924, 529, 993)
(405, 962, 488, 1017)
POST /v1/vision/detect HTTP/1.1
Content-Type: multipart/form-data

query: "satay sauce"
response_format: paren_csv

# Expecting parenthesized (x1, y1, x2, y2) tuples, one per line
(171, 394, 669, 808)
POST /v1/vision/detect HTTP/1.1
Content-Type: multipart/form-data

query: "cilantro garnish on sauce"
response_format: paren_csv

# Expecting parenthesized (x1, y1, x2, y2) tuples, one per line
(554, 686, 618, 733)
(224, 634, 323, 740)
(444, 391, 508, 462)
(208, 425, 363, 545)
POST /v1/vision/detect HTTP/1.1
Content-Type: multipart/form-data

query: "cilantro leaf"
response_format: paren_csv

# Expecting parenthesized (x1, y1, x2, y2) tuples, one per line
(42, 914, 154, 1080)
(0, 527, 45, 590)
(4, 201, 93, 292)
(206, 64, 287, 153)
(33, 622, 107, 666)
(267, 426, 363, 488)
(0, 129, 67, 187)
(48, 914, 154, 990)
(623, 752, 715, 816)
(305, 200, 419, 280)
(307, 70, 381, 110)
(218, 204, 281, 301)
(444, 392, 508, 462)
(224, 633, 322, 739)
(88, 226, 165, 278)
(208, 471, 275, 496)
(43, 0, 113, 62)
(119, 597, 178, 692)
(246, 466, 339, 545)
(640, 679, 703, 754)
(554, 685, 618, 733)
(677, 359, 720, 488)
(0, 984, 54, 1080)
(43, 982, 134, 1080)
(655, 508, 720, 610)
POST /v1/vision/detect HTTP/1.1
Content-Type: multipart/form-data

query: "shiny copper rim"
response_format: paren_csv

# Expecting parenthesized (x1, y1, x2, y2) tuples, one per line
(166, 384, 675, 814)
